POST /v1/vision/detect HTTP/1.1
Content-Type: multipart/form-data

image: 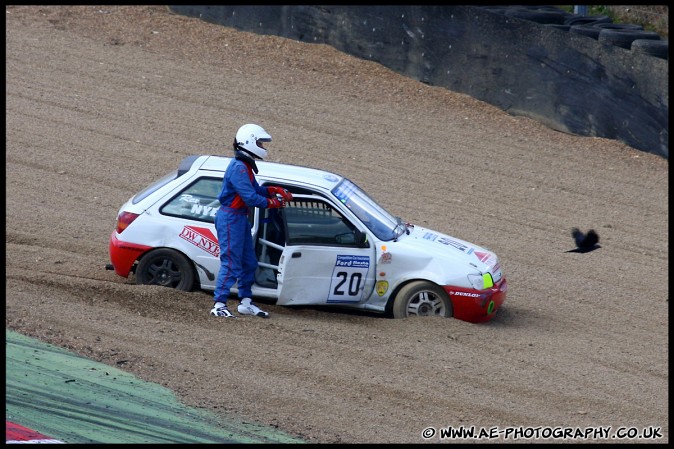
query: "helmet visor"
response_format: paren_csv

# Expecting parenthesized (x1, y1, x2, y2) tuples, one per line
(256, 138, 271, 149)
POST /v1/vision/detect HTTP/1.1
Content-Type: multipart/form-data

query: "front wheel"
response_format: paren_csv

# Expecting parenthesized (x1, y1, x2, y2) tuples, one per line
(136, 248, 195, 291)
(392, 281, 452, 318)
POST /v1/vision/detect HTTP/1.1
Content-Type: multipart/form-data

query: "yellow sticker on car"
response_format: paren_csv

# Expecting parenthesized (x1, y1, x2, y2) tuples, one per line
(376, 280, 388, 296)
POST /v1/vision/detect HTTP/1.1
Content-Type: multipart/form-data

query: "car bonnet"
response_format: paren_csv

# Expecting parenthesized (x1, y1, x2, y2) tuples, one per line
(400, 225, 501, 278)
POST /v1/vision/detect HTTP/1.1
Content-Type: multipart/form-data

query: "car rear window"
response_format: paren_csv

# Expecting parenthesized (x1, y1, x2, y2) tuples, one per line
(132, 170, 179, 205)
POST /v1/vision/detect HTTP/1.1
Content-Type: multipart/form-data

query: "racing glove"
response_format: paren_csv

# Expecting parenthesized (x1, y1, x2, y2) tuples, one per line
(267, 197, 285, 209)
(267, 186, 293, 202)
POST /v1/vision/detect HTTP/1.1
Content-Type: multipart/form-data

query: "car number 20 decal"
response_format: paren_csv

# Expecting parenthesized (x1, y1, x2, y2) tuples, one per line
(327, 255, 370, 303)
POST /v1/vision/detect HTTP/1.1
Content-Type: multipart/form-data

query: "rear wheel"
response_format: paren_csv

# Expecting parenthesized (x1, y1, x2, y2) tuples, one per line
(136, 248, 195, 291)
(392, 281, 452, 318)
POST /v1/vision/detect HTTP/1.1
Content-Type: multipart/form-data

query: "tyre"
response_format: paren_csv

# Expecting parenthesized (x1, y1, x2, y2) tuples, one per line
(392, 281, 452, 318)
(504, 9, 567, 25)
(136, 248, 196, 291)
(570, 24, 601, 39)
(544, 24, 570, 32)
(598, 29, 660, 49)
(564, 15, 612, 26)
(631, 39, 669, 59)
(593, 23, 644, 31)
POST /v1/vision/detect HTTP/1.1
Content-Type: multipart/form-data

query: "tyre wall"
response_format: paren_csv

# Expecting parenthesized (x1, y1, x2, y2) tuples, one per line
(169, 5, 668, 159)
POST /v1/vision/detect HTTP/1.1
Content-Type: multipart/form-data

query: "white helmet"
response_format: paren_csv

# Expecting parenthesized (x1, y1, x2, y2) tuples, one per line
(235, 123, 271, 160)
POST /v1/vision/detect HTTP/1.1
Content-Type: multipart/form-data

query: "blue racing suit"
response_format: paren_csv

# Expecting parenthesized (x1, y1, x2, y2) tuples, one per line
(213, 156, 272, 303)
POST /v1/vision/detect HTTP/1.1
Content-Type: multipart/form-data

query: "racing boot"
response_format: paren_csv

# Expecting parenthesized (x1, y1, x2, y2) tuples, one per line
(210, 302, 236, 318)
(237, 297, 269, 318)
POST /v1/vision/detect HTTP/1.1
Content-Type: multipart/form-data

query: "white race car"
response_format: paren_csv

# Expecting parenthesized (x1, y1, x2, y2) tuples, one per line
(108, 155, 507, 323)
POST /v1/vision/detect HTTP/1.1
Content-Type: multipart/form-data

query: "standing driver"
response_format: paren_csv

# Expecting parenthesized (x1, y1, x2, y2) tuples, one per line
(210, 123, 293, 318)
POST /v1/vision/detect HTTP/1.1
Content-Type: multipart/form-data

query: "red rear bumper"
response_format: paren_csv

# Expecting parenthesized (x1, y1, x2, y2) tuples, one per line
(108, 231, 152, 277)
(444, 278, 507, 323)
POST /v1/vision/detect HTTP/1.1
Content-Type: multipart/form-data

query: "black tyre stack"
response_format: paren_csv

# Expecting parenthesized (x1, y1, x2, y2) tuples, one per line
(480, 6, 668, 60)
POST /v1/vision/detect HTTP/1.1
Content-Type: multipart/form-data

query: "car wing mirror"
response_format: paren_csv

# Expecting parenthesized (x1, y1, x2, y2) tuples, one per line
(355, 229, 369, 248)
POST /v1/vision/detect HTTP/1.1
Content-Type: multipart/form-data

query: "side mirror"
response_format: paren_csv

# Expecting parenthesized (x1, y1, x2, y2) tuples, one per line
(355, 229, 369, 248)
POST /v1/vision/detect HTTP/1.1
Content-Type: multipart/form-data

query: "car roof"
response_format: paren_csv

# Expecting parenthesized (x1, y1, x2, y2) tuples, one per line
(194, 155, 345, 191)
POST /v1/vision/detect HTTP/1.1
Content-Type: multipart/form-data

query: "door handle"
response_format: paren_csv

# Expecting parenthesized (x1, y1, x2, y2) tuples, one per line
(292, 252, 302, 258)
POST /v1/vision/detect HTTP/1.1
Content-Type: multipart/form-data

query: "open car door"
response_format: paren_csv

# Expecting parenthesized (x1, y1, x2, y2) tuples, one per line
(272, 194, 376, 306)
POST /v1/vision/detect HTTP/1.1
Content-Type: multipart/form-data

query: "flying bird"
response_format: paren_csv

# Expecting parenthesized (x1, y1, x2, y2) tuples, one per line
(567, 227, 600, 253)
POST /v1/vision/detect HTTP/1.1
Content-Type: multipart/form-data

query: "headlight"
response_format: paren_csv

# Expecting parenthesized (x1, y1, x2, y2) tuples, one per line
(467, 273, 494, 290)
